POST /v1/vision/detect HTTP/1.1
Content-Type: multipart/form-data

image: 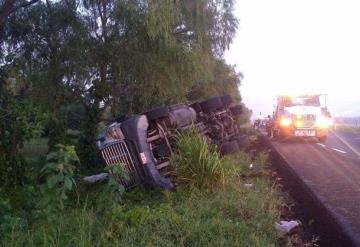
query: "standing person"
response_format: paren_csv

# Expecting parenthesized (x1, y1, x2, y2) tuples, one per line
(254, 112, 263, 130)
(266, 115, 273, 137)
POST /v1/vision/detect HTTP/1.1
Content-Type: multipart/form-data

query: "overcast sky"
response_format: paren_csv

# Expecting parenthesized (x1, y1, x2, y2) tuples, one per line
(225, 0, 360, 118)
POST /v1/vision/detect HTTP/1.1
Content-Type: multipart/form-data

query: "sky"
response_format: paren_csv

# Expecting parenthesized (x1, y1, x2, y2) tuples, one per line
(225, 0, 360, 118)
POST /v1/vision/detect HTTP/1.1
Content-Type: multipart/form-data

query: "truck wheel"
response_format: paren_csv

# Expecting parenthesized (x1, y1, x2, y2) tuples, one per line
(190, 102, 202, 113)
(318, 136, 327, 143)
(199, 96, 223, 113)
(230, 105, 242, 116)
(220, 140, 239, 155)
(221, 95, 233, 107)
(145, 106, 169, 121)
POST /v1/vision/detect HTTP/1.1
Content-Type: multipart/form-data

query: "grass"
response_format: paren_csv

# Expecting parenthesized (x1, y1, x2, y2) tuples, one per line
(2, 180, 281, 246)
(171, 131, 236, 190)
(2, 132, 312, 246)
(2, 152, 285, 247)
(335, 124, 360, 134)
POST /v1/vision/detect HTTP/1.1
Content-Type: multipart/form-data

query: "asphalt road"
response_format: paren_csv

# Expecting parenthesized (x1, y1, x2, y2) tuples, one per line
(270, 130, 360, 246)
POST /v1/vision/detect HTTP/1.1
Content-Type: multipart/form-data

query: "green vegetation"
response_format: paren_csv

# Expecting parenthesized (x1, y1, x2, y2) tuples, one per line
(335, 124, 360, 134)
(171, 131, 235, 191)
(1, 0, 242, 184)
(0, 91, 46, 187)
(40, 144, 79, 210)
(1, 132, 290, 246)
(20, 138, 48, 160)
(0, 1, 303, 246)
(99, 164, 129, 208)
(1, 182, 281, 247)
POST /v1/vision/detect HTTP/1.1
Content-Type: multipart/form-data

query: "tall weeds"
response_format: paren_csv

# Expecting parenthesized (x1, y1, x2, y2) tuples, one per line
(171, 131, 236, 190)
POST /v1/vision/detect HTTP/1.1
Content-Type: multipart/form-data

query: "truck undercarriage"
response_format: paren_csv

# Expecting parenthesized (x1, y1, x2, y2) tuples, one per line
(97, 95, 247, 190)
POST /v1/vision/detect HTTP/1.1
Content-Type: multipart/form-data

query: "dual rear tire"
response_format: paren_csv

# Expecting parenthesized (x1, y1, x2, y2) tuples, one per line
(145, 107, 169, 121)
(199, 96, 224, 113)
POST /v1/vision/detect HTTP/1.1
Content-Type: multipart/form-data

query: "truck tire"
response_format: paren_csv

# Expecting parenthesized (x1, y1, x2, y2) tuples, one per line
(221, 95, 233, 107)
(220, 140, 239, 155)
(145, 107, 169, 121)
(230, 105, 242, 116)
(190, 102, 202, 114)
(199, 96, 223, 113)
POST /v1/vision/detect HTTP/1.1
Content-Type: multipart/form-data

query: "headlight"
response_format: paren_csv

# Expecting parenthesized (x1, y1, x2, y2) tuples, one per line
(316, 116, 333, 128)
(280, 117, 292, 127)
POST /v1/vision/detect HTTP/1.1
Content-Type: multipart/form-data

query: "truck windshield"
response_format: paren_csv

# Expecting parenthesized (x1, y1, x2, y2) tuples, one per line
(283, 96, 320, 107)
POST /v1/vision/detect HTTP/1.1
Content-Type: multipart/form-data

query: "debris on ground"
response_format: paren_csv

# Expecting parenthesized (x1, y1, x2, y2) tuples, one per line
(275, 220, 301, 236)
(243, 183, 253, 188)
(83, 173, 108, 183)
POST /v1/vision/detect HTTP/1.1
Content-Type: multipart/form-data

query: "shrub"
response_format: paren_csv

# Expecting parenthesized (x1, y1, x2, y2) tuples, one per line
(40, 144, 79, 210)
(96, 164, 129, 209)
(0, 196, 29, 243)
(0, 90, 45, 187)
(171, 131, 237, 191)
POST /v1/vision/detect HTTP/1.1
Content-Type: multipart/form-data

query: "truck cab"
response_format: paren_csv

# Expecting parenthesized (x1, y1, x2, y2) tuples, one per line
(271, 94, 333, 142)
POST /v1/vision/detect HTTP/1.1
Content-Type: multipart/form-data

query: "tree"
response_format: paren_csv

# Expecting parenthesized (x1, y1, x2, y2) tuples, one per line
(107, 0, 240, 113)
(0, 85, 44, 186)
(0, 0, 39, 43)
(0, 0, 245, 172)
(3, 0, 87, 148)
(0, 0, 39, 27)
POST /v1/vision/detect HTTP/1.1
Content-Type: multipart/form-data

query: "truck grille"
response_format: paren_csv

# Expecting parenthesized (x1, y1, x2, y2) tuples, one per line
(293, 114, 316, 127)
(100, 141, 140, 187)
(304, 114, 316, 121)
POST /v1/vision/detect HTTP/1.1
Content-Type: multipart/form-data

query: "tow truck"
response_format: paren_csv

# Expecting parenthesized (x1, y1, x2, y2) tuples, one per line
(269, 94, 333, 142)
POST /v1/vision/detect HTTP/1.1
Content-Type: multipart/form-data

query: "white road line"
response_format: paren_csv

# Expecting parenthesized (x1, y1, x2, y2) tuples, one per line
(316, 143, 326, 148)
(331, 148, 347, 154)
(330, 130, 360, 157)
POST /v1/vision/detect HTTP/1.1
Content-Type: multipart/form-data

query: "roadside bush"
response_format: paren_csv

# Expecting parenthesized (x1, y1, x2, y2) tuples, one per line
(0, 90, 45, 187)
(40, 144, 79, 210)
(0, 196, 30, 244)
(171, 131, 237, 191)
(96, 164, 129, 209)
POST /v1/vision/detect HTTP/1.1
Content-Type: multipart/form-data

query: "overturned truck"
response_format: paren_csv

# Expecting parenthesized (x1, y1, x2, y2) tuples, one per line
(96, 95, 246, 190)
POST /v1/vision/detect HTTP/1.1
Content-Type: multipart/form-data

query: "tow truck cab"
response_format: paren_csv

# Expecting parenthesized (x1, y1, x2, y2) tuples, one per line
(272, 94, 333, 142)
